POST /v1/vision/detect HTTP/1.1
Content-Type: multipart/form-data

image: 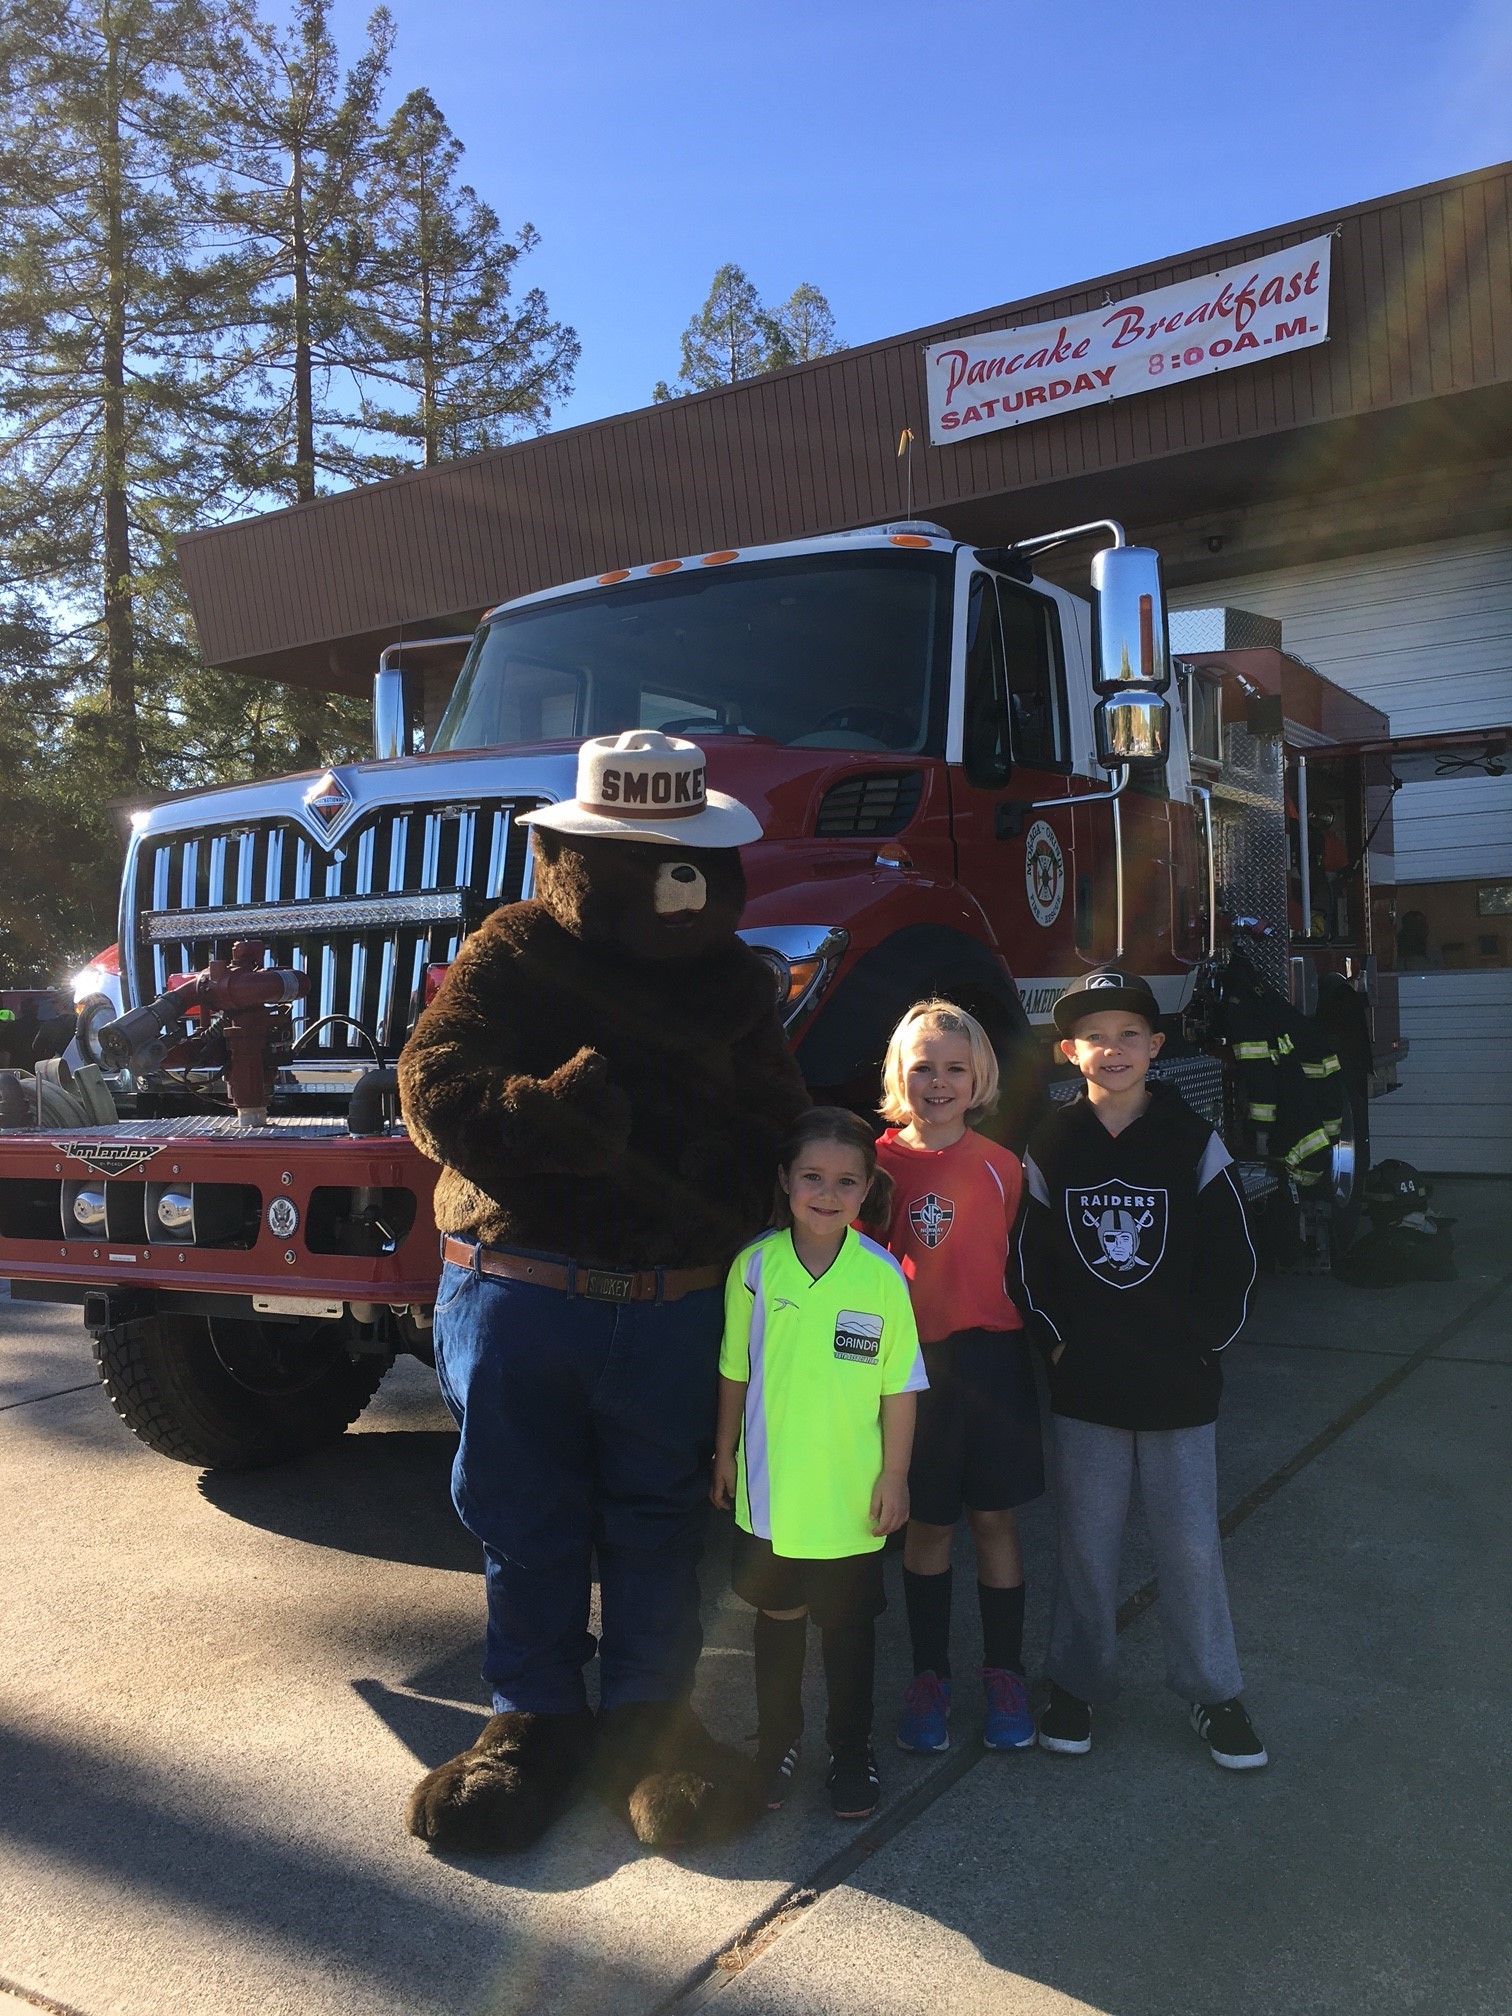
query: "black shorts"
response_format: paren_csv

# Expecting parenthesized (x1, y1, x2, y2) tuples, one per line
(909, 1327, 1045, 1525)
(730, 1526, 886, 1628)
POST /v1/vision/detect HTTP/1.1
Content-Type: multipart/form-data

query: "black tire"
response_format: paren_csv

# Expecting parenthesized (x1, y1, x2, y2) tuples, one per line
(92, 1311, 391, 1470)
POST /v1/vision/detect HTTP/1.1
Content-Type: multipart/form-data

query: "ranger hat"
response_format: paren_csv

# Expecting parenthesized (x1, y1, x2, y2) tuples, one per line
(1052, 966, 1163, 1036)
(517, 730, 762, 847)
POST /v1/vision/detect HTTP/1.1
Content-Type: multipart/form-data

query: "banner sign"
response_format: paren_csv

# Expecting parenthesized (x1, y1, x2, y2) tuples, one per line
(925, 234, 1332, 447)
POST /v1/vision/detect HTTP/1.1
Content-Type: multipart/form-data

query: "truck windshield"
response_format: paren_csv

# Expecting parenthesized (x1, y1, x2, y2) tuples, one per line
(432, 549, 951, 754)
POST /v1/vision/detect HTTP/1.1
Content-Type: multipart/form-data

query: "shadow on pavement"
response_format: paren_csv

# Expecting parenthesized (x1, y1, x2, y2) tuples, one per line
(196, 1428, 481, 1573)
(0, 1712, 720, 1979)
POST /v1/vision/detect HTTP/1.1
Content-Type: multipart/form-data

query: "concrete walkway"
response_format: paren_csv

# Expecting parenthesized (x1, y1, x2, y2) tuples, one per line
(1, 1180, 1508, 2016)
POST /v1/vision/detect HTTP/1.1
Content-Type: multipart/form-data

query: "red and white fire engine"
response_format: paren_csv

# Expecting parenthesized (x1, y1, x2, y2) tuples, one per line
(3, 518, 1490, 1468)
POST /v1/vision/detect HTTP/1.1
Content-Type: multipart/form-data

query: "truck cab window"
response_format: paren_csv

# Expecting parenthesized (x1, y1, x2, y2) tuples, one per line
(963, 575, 1011, 787)
(998, 582, 1067, 771)
(434, 551, 951, 756)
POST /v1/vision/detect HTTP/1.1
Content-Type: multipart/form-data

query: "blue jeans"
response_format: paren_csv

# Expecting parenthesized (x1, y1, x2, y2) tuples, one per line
(432, 1250, 724, 1716)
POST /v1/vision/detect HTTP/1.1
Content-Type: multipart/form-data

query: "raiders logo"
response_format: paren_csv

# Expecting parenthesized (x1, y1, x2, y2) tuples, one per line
(1067, 1182, 1168, 1288)
(909, 1192, 954, 1249)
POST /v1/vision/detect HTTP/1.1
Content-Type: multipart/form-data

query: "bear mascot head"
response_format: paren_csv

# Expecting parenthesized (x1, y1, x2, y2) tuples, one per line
(399, 730, 810, 1855)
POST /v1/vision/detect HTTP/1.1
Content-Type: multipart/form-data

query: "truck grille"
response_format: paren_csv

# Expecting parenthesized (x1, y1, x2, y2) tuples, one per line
(131, 799, 541, 1057)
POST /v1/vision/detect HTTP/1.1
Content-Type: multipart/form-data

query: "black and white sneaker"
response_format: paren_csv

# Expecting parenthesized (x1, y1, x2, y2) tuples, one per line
(826, 1743, 881, 1820)
(757, 1737, 802, 1810)
(1190, 1698, 1268, 1770)
(1037, 1680, 1092, 1755)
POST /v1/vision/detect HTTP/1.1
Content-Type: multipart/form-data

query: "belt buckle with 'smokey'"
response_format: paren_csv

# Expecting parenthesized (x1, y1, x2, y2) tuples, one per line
(584, 1269, 635, 1303)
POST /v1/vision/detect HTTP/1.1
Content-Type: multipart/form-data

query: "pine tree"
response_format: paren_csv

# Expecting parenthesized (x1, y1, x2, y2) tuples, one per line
(207, 0, 394, 500)
(772, 282, 843, 362)
(656, 266, 841, 399)
(672, 263, 788, 392)
(354, 88, 578, 466)
(0, 0, 242, 784)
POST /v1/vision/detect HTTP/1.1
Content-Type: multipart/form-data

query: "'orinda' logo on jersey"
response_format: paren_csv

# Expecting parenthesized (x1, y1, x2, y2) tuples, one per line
(909, 1192, 954, 1248)
(1067, 1182, 1167, 1287)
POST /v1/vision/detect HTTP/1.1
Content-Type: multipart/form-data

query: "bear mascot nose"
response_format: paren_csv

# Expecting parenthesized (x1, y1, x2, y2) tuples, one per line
(654, 861, 708, 914)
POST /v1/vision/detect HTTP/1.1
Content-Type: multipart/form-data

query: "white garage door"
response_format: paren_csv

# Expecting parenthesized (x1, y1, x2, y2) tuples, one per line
(1369, 971, 1512, 1175)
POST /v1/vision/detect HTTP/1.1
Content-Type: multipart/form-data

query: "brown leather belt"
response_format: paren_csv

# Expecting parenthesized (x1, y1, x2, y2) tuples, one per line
(441, 1236, 725, 1305)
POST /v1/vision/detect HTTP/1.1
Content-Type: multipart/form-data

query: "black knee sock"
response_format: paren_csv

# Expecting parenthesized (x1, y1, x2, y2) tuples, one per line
(903, 1566, 953, 1680)
(821, 1619, 875, 1753)
(753, 1611, 807, 1749)
(978, 1581, 1026, 1674)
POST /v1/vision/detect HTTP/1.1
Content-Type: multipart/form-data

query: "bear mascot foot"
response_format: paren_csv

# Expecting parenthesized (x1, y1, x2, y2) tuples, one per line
(596, 1700, 760, 1851)
(406, 1707, 597, 1854)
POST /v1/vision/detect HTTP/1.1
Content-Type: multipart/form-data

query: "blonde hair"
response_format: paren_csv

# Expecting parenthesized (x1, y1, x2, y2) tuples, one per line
(879, 999, 999, 1127)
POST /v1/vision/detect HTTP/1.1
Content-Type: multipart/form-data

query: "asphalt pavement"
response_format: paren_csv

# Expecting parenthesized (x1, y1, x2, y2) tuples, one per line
(1, 1179, 1508, 2016)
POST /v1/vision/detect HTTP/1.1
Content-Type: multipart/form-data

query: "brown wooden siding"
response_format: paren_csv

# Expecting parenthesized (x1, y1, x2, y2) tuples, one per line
(178, 163, 1512, 678)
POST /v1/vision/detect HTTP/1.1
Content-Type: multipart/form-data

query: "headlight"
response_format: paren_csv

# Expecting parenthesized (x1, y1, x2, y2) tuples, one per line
(739, 927, 850, 1031)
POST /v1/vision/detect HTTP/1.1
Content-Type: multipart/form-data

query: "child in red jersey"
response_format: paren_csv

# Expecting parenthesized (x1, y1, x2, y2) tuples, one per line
(876, 1001, 1044, 1755)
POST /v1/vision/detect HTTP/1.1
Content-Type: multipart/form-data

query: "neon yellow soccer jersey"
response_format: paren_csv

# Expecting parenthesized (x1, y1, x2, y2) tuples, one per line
(719, 1227, 927, 1559)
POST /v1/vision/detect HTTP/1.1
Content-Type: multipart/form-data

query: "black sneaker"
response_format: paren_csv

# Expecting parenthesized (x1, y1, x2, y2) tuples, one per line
(756, 1737, 801, 1810)
(1190, 1698, 1268, 1770)
(1037, 1680, 1092, 1755)
(825, 1743, 881, 1820)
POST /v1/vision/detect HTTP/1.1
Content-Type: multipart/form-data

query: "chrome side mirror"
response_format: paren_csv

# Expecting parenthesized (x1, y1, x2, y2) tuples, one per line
(372, 662, 414, 761)
(1095, 693, 1169, 771)
(1091, 545, 1171, 694)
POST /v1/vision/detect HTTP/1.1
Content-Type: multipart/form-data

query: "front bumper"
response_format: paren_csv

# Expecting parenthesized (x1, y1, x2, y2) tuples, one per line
(0, 1118, 439, 1304)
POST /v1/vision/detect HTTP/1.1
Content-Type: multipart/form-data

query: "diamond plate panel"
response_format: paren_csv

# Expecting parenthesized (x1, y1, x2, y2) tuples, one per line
(1213, 718, 1290, 995)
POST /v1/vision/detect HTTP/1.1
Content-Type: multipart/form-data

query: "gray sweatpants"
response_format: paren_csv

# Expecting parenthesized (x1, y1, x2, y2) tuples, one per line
(1047, 1416, 1243, 1706)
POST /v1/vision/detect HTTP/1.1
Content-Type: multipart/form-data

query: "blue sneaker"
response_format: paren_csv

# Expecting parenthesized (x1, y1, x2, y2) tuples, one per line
(897, 1670, 951, 1752)
(981, 1667, 1036, 1750)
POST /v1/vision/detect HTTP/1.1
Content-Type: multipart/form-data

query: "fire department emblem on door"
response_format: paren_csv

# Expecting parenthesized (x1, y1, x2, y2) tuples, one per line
(909, 1192, 954, 1248)
(1024, 820, 1064, 927)
(1067, 1183, 1168, 1287)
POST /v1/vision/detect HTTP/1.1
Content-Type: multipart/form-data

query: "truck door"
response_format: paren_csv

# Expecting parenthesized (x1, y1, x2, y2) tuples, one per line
(948, 568, 1080, 1019)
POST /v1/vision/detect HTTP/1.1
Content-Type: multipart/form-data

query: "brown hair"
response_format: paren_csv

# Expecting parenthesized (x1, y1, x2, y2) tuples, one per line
(772, 1105, 894, 1237)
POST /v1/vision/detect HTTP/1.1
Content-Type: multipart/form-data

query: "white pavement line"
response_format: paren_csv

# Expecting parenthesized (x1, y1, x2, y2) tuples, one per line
(0, 1383, 99, 1415)
(659, 1264, 1512, 2014)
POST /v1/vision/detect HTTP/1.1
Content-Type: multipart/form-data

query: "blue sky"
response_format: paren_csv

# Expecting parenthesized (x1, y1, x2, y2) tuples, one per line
(329, 0, 1511, 430)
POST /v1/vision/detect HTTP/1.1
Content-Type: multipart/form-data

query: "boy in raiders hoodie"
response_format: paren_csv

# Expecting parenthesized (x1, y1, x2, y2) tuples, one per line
(1019, 968, 1267, 1770)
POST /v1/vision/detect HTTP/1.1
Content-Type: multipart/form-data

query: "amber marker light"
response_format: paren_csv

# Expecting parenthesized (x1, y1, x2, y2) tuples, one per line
(702, 550, 739, 565)
(597, 569, 631, 584)
(889, 533, 932, 547)
(647, 559, 683, 574)
(782, 954, 826, 1005)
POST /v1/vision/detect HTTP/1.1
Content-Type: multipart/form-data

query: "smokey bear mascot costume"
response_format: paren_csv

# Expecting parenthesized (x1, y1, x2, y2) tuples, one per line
(399, 730, 809, 1854)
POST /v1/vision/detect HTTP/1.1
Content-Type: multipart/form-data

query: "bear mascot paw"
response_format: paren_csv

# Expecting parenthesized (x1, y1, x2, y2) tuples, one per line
(596, 1701, 760, 1850)
(406, 1708, 596, 1855)
(399, 732, 809, 1856)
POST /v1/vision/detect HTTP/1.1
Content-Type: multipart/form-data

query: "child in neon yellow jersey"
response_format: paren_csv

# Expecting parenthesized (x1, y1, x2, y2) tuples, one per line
(713, 1107, 925, 1823)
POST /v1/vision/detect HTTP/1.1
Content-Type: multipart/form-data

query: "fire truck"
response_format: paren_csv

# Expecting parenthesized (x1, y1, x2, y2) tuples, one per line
(0, 519, 1438, 1468)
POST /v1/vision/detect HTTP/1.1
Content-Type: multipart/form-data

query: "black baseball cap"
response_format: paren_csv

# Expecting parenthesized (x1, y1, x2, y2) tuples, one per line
(1052, 967, 1163, 1036)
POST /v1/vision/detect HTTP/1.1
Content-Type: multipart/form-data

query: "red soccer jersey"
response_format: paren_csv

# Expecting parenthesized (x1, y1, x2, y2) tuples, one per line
(875, 1127, 1025, 1344)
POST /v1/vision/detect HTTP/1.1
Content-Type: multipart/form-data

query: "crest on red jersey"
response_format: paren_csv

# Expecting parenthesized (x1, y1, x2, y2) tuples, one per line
(909, 1192, 954, 1248)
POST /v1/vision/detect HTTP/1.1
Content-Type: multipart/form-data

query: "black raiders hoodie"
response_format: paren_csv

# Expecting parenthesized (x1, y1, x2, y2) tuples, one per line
(1016, 1082, 1257, 1431)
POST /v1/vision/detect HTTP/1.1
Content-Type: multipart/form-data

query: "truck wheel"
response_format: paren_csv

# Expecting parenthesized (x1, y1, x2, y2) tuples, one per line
(91, 1312, 391, 1471)
(1327, 1068, 1370, 1258)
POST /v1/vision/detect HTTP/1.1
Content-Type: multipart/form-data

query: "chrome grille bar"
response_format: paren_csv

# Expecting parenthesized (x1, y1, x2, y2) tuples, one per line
(131, 798, 540, 1063)
(143, 890, 469, 940)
